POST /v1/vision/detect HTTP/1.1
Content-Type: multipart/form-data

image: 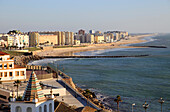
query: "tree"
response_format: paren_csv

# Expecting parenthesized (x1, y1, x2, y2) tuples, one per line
(13, 80, 21, 98)
(7, 30, 22, 35)
(114, 95, 122, 112)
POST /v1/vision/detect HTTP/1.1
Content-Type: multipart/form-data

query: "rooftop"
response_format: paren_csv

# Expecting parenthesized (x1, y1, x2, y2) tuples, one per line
(0, 51, 9, 56)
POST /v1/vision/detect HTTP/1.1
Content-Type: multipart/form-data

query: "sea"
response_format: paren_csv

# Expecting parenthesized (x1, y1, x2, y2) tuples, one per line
(29, 33, 170, 112)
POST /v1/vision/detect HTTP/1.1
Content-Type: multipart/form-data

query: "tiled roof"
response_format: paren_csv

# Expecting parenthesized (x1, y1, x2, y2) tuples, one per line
(54, 102, 76, 112)
(0, 51, 9, 56)
(14, 65, 26, 69)
(81, 106, 97, 112)
(75, 106, 97, 112)
(22, 71, 46, 102)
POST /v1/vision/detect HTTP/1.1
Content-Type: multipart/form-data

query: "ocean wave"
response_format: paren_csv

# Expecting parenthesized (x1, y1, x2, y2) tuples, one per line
(28, 58, 71, 65)
(74, 48, 137, 56)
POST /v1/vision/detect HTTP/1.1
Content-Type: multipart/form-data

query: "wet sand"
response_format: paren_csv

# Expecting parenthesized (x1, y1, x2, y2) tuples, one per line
(33, 34, 156, 56)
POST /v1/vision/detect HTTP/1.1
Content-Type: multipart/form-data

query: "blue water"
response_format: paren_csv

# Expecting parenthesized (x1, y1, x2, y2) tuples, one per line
(30, 34, 170, 112)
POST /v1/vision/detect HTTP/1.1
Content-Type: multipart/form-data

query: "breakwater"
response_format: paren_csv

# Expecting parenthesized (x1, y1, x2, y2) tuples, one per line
(14, 54, 149, 67)
(43, 54, 149, 58)
(133, 45, 167, 48)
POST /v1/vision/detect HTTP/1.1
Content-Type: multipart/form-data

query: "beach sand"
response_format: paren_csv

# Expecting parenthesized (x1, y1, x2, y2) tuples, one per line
(33, 34, 156, 56)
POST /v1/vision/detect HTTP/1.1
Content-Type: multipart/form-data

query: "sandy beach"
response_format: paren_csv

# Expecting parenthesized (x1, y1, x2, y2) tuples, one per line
(33, 34, 156, 56)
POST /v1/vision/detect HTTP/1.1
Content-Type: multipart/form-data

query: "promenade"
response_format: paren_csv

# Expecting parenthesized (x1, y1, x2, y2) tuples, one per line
(42, 76, 102, 110)
(42, 78, 86, 108)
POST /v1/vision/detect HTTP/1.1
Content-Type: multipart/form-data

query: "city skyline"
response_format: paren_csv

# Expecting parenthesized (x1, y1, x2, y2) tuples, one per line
(0, 0, 170, 33)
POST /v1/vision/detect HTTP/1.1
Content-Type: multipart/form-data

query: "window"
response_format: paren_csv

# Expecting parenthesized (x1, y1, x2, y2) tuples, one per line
(39, 106, 42, 112)
(4, 64, 7, 68)
(4, 72, 7, 77)
(0, 72, 2, 77)
(9, 72, 13, 77)
(0, 64, 2, 69)
(49, 103, 52, 112)
(0, 94, 7, 99)
(0, 57, 2, 61)
(26, 107, 32, 112)
(20, 71, 24, 76)
(15, 71, 19, 76)
(44, 105, 47, 112)
(9, 64, 12, 68)
(16, 106, 22, 112)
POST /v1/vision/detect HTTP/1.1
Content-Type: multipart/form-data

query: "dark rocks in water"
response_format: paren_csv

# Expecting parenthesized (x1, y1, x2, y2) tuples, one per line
(147, 46, 167, 48)
(14, 55, 44, 66)
(136, 45, 167, 48)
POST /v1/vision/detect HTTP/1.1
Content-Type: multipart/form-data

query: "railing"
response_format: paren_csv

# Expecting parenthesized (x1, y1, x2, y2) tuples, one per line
(26, 65, 47, 70)
(47, 65, 102, 110)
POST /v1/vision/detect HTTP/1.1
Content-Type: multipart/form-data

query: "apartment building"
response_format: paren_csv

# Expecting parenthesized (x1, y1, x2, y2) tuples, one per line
(65, 32, 74, 45)
(0, 51, 26, 81)
(1, 35, 14, 46)
(29, 32, 39, 47)
(29, 32, 58, 47)
(29, 31, 74, 46)
(38, 34, 58, 46)
(94, 35, 105, 43)
(86, 34, 95, 44)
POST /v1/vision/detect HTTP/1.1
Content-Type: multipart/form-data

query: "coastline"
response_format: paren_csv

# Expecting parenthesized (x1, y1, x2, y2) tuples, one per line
(33, 34, 156, 56)
(25, 33, 170, 112)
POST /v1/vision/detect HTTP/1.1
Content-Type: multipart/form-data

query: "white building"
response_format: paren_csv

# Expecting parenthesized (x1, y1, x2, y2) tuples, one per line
(0, 34, 29, 48)
(0, 51, 26, 81)
(89, 30, 95, 34)
(13, 34, 29, 48)
(10, 71, 54, 112)
(86, 34, 94, 44)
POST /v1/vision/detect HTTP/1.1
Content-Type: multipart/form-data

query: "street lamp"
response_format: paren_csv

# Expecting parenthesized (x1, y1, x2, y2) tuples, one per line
(158, 97, 164, 112)
(143, 101, 149, 112)
(132, 103, 135, 112)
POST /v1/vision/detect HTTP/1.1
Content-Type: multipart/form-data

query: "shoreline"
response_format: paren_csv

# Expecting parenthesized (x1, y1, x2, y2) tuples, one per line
(27, 33, 170, 112)
(26, 33, 159, 111)
(33, 34, 157, 56)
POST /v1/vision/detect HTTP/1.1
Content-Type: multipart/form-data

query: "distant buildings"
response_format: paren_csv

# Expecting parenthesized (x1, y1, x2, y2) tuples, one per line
(89, 30, 95, 34)
(74, 29, 128, 44)
(0, 29, 129, 48)
(86, 34, 94, 44)
(78, 29, 85, 35)
(94, 34, 104, 43)
(1, 34, 14, 46)
(0, 34, 29, 48)
(65, 32, 74, 45)
(38, 34, 58, 46)
(104, 31, 129, 42)
(28, 32, 39, 47)
(29, 31, 74, 47)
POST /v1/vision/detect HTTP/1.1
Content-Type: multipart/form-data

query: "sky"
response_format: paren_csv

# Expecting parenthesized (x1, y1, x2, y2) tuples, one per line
(0, 0, 170, 33)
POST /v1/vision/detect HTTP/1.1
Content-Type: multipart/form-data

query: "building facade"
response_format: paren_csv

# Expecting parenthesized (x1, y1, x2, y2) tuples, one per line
(94, 35, 104, 43)
(65, 32, 74, 45)
(29, 32, 39, 47)
(78, 29, 85, 35)
(0, 52, 26, 81)
(29, 31, 74, 46)
(10, 71, 54, 112)
(38, 34, 58, 46)
(86, 34, 94, 44)
(1, 35, 14, 46)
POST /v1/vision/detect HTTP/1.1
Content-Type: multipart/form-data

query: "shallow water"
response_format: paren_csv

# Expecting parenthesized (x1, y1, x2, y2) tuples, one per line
(30, 34, 170, 112)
